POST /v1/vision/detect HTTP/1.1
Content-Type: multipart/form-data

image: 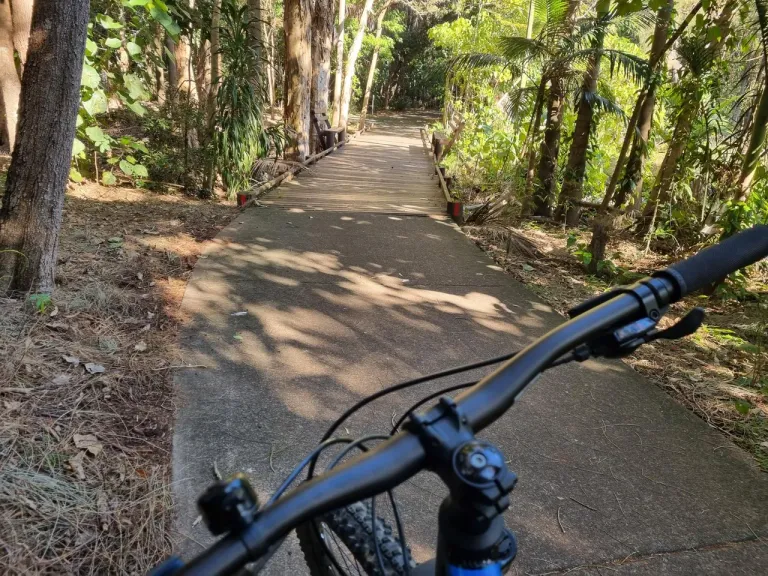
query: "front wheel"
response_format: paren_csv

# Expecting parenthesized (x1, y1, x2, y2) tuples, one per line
(297, 501, 415, 576)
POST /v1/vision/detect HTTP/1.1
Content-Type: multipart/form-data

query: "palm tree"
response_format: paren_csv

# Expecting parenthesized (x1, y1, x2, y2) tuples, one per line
(455, 0, 647, 222)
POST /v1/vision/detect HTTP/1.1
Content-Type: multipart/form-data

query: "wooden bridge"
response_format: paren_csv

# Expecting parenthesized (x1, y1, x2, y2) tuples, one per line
(262, 114, 447, 214)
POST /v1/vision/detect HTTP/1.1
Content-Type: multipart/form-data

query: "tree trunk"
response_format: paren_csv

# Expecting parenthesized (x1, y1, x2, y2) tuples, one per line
(558, 0, 609, 226)
(193, 39, 211, 105)
(204, 0, 221, 191)
(332, 0, 346, 125)
(521, 78, 546, 213)
(248, 0, 265, 89)
(614, 0, 673, 209)
(635, 95, 698, 235)
(359, 5, 388, 131)
(601, 0, 703, 211)
(284, 0, 312, 161)
(0, 0, 21, 152)
(207, 0, 221, 133)
(175, 35, 193, 98)
(0, 0, 89, 293)
(11, 0, 33, 71)
(533, 78, 565, 217)
(737, 78, 768, 201)
(154, 30, 166, 102)
(165, 34, 179, 100)
(311, 0, 334, 151)
(338, 0, 374, 128)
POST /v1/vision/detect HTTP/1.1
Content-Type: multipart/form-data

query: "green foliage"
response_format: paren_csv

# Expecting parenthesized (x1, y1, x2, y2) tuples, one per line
(73, 0, 177, 184)
(214, 0, 283, 196)
(28, 293, 53, 313)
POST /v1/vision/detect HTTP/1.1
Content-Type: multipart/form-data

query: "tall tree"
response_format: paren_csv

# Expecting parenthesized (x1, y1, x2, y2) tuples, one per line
(248, 0, 265, 85)
(532, 0, 580, 218)
(0, 0, 90, 293)
(284, 0, 313, 160)
(338, 0, 374, 128)
(612, 0, 674, 210)
(311, 0, 335, 150)
(637, 1, 736, 236)
(359, 2, 393, 131)
(558, 0, 610, 226)
(332, 0, 346, 125)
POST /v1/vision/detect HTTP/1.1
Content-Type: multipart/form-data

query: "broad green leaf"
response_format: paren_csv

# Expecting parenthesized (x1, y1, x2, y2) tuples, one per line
(72, 138, 85, 157)
(76, 114, 84, 127)
(104, 37, 122, 49)
(123, 73, 150, 101)
(82, 89, 108, 116)
(81, 63, 101, 88)
(97, 14, 123, 29)
(69, 168, 84, 183)
(125, 0, 150, 6)
(132, 163, 149, 178)
(102, 171, 118, 186)
(86, 39, 98, 56)
(119, 159, 134, 175)
(125, 100, 147, 117)
(130, 140, 149, 154)
(126, 41, 142, 57)
(86, 126, 108, 145)
(107, 157, 119, 165)
(126, 155, 137, 164)
(150, 7, 181, 37)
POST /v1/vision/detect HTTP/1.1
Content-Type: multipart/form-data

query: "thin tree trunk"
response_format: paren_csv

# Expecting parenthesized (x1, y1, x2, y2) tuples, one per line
(175, 35, 193, 99)
(154, 30, 166, 102)
(737, 85, 768, 200)
(359, 5, 389, 131)
(311, 0, 334, 151)
(338, 0, 374, 128)
(165, 34, 179, 100)
(194, 39, 211, 105)
(0, 0, 21, 152)
(267, 15, 275, 107)
(11, 0, 33, 71)
(204, 0, 221, 191)
(559, 0, 609, 226)
(332, 0, 346, 125)
(207, 0, 221, 133)
(601, 1, 704, 210)
(637, 1, 736, 235)
(0, 0, 89, 293)
(614, 0, 673, 209)
(248, 0, 265, 88)
(284, 0, 312, 161)
(533, 78, 564, 217)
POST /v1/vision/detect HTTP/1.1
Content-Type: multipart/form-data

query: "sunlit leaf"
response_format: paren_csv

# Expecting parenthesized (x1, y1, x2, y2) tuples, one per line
(81, 63, 100, 88)
(69, 168, 84, 183)
(71, 138, 85, 157)
(96, 14, 123, 29)
(104, 37, 122, 49)
(82, 90, 108, 116)
(101, 171, 117, 186)
(126, 41, 142, 57)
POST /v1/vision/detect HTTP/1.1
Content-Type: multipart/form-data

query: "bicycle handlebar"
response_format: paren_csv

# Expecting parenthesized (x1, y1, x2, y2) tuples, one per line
(174, 225, 768, 576)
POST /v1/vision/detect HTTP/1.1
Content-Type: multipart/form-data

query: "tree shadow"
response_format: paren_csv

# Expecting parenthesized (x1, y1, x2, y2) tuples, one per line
(171, 209, 768, 574)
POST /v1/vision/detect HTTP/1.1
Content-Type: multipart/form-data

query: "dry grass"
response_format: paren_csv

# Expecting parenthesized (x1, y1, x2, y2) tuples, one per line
(1, 183, 238, 574)
(464, 220, 768, 471)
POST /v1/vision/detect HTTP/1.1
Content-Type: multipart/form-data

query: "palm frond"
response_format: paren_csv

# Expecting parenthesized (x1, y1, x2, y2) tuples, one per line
(601, 49, 648, 84)
(583, 90, 626, 120)
(499, 35, 551, 63)
(503, 85, 539, 121)
(676, 35, 716, 77)
(533, 0, 568, 29)
(756, 0, 768, 65)
(451, 53, 509, 71)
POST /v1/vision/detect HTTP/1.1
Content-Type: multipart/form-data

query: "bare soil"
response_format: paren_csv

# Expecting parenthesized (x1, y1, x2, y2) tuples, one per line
(0, 182, 238, 574)
(463, 221, 768, 471)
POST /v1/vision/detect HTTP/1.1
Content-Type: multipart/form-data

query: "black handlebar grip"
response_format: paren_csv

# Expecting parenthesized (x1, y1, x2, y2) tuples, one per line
(658, 225, 768, 298)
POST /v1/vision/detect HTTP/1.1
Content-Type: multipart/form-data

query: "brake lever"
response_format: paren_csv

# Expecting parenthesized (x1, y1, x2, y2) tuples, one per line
(647, 307, 705, 342)
(574, 307, 705, 361)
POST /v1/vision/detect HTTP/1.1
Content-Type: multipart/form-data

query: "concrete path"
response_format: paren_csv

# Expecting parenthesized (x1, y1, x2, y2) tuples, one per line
(172, 115, 768, 574)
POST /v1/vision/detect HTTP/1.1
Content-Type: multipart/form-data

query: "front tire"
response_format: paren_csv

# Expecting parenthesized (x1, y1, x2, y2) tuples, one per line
(297, 501, 415, 576)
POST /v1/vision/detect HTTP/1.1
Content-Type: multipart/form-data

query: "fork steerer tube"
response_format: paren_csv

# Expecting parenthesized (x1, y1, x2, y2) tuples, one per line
(406, 397, 518, 572)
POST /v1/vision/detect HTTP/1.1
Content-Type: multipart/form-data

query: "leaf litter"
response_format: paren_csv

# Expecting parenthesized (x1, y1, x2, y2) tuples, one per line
(0, 182, 237, 574)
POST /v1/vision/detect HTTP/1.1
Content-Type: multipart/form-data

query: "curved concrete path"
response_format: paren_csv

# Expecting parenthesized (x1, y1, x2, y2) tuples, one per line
(172, 114, 768, 574)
